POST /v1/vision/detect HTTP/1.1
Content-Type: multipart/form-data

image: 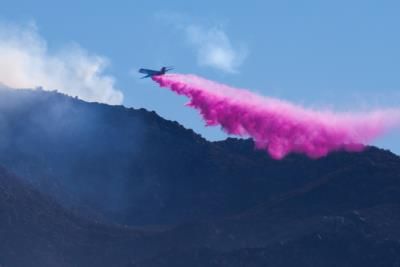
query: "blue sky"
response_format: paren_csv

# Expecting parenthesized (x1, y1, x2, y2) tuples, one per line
(1, 0, 400, 153)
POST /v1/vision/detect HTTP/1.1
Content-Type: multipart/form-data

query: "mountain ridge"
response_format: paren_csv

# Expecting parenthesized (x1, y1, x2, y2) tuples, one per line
(0, 87, 399, 266)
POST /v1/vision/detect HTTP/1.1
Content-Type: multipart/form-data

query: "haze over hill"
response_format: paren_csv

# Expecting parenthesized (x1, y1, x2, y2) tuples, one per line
(0, 87, 399, 266)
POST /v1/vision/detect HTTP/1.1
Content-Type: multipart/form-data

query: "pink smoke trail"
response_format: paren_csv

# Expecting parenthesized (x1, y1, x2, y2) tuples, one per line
(152, 74, 400, 159)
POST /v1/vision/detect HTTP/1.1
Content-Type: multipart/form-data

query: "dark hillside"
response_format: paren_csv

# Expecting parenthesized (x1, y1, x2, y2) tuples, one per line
(0, 88, 400, 266)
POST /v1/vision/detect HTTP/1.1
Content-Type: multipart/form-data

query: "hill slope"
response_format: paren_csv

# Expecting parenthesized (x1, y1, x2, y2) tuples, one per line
(0, 88, 399, 266)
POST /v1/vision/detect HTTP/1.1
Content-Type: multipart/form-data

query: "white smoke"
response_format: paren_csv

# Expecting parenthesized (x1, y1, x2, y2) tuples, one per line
(0, 22, 123, 105)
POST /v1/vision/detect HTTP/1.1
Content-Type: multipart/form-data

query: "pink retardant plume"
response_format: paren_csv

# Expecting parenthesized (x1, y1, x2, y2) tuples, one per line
(152, 74, 400, 159)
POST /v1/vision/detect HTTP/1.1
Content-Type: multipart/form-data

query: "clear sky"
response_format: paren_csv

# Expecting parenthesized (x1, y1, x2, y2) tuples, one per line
(1, 0, 400, 153)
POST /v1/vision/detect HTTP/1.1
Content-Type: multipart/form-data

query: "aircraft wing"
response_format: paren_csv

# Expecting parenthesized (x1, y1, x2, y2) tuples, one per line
(138, 69, 159, 75)
(140, 74, 152, 79)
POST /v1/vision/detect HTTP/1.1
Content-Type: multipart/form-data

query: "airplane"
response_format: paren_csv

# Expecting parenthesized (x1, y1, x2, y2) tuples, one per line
(138, 66, 174, 79)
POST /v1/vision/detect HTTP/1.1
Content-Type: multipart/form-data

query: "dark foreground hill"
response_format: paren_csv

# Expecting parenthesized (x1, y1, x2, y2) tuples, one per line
(0, 165, 157, 267)
(1, 161, 400, 267)
(0, 88, 399, 266)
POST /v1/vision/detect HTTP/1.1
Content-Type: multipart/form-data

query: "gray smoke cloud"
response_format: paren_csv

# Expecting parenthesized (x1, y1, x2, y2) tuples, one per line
(0, 22, 123, 105)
